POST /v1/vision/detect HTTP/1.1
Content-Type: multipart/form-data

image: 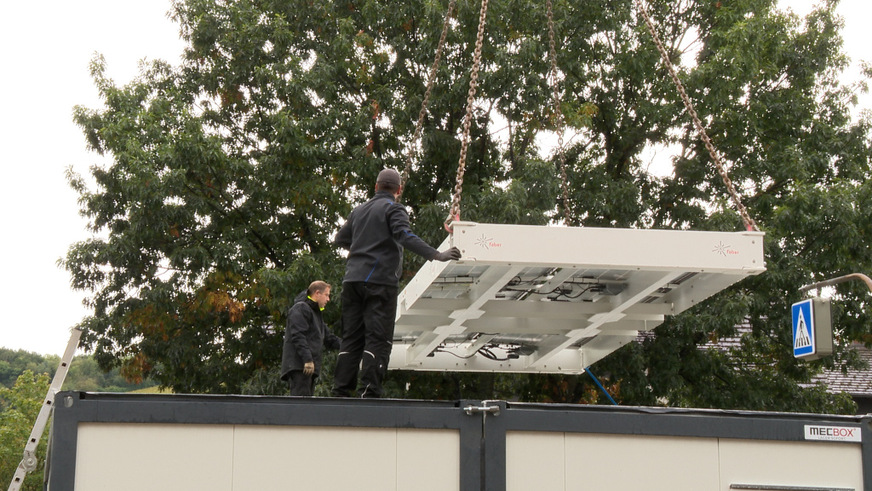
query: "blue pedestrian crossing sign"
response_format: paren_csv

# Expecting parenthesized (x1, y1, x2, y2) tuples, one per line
(791, 298, 833, 360)
(792, 300, 815, 357)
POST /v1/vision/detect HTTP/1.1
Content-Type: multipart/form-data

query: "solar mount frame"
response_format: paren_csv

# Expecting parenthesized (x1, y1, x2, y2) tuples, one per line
(390, 222, 766, 374)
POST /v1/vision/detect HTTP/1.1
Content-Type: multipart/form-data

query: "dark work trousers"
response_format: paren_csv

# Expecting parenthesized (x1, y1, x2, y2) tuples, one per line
(332, 282, 398, 398)
(288, 370, 314, 396)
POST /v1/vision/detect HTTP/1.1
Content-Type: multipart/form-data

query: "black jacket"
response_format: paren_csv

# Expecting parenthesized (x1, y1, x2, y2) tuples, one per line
(335, 191, 438, 286)
(280, 290, 341, 380)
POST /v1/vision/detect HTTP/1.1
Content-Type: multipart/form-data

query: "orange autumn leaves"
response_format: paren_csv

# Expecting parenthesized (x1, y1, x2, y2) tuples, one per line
(120, 271, 268, 382)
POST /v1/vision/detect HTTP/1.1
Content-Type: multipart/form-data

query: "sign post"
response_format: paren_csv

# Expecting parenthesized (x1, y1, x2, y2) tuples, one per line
(791, 298, 833, 360)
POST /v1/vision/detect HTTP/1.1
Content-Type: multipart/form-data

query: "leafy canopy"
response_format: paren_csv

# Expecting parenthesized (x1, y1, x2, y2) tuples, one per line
(0, 371, 50, 491)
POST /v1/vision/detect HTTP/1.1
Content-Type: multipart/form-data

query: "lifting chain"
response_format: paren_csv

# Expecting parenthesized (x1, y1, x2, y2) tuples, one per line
(546, 0, 573, 226)
(401, 0, 458, 188)
(634, 0, 760, 232)
(445, 0, 490, 232)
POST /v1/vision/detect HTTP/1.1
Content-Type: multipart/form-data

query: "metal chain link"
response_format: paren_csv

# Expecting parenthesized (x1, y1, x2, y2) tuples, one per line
(634, 0, 759, 232)
(445, 0, 490, 231)
(546, 0, 573, 226)
(401, 0, 458, 188)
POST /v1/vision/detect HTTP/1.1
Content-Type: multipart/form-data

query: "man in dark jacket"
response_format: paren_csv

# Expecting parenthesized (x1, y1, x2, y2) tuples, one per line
(281, 280, 341, 396)
(332, 168, 461, 398)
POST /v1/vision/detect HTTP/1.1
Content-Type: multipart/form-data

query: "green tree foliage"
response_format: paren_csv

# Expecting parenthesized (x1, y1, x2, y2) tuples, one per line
(0, 348, 157, 392)
(0, 350, 54, 389)
(65, 0, 870, 411)
(64, 354, 159, 392)
(0, 371, 50, 491)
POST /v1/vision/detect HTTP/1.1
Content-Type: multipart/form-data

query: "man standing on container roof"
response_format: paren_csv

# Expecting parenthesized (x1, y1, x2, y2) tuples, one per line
(332, 168, 461, 398)
(281, 280, 340, 396)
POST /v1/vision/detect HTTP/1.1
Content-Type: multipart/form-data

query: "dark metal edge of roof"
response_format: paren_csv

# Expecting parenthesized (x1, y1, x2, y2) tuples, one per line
(504, 401, 869, 423)
(63, 391, 869, 423)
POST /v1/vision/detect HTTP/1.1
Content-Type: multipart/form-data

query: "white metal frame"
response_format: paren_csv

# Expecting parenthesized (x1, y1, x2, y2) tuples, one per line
(391, 222, 765, 373)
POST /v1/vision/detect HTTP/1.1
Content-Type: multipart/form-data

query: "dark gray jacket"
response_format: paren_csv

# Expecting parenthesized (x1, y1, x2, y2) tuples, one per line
(280, 290, 341, 380)
(335, 191, 438, 286)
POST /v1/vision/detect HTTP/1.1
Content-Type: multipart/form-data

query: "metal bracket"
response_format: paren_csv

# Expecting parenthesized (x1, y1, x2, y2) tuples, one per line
(463, 401, 501, 416)
(19, 450, 38, 473)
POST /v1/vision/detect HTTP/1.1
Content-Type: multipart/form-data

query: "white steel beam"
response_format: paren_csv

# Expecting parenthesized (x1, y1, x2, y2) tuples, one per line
(530, 270, 683, 368)
(450, 222, 765, 272)
(404, 265, 523, 363)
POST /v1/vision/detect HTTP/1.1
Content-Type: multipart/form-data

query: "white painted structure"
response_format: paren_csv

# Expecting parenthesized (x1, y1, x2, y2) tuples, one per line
(506, 431, 862, 490)
(74, 423, 459, 490)
(392, 222, 766, 373)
